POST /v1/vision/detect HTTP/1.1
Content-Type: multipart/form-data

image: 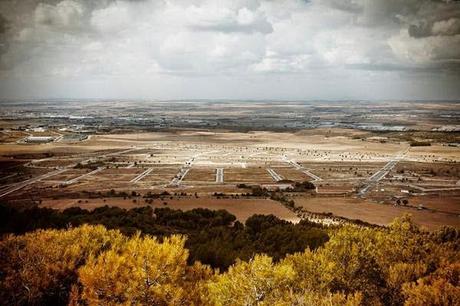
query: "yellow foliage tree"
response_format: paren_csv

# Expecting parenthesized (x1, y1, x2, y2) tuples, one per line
(78, 234, 212, 305)
(1, 216, 458, 306)
(208, 254, 295, 305)
(316, 226, 385, 303)
(282, 248, 335, 292)
(209, 253, 362, 306)
(0, 225, 125, 305)
(271, 289, 362, 306)
(402, 263, 460, 306)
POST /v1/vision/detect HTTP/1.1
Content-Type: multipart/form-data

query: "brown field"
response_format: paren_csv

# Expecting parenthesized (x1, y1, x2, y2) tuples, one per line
(183, 168, 216, 182)
(407, 195, 460, 214)
(305, 162, 386, 180)
(407, 145, 459, 163)
(41, 169, 93, 182)
(31, 159, 79, 168)
(99, 168, 144, 175)
(266, 161, 288, 168)
(70, 169, 145, 186)
(295, 196, 460, 230)
(316, 183, 355, 193)
(142, 167, 181, 184)
(39, 197, 300, 223)
(270, 167, 311, 181)
(0, 130, 29, 143)
(225, 167, 274, 183)
(1, 128, 459, 228)
(390, 161, 460, 180)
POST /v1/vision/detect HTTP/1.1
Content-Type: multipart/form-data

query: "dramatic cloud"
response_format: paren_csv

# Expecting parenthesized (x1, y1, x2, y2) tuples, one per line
(34, 0, 84, 29)
(0, 0, 459, 100)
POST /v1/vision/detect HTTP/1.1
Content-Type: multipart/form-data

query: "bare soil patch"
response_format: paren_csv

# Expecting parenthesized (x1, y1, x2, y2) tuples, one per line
(295, 196, 460, 230)
(40, 197, 300, 223)
(225, 167, 274, 183)
(183, 168, 216, 182)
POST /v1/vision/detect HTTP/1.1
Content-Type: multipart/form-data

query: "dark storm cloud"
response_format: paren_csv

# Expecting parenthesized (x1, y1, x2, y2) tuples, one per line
(347, 61, 460, 73)
(409, 16, 460, 37)
(408, 23, 432, 38)
(0, 13, 8, 34)
(0, 14, 9, 55)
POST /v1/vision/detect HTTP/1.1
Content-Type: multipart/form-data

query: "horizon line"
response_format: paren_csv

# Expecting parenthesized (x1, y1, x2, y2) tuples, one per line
(1, 98, 459, 103)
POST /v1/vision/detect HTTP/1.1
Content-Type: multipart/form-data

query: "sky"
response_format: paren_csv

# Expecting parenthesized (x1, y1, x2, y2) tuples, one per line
(0, 0, 459, 101)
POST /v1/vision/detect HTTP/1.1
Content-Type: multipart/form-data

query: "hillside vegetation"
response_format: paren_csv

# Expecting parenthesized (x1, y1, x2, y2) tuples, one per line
(0, 205, 328, 270)
(0, 206, 459, 305)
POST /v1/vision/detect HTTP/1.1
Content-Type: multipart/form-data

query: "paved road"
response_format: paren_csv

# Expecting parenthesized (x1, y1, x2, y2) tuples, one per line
(267, 168, 283, 182)
(248, 151, 266, 158)
(169, 157, 195, 186)
(101, 147, 138, 158)
(170, 168, 190, 186)
(26, 148, 136, 169)
(357, 149, 409, 197)
(0, 173, 18, 182)
(0, 168, 67, 198)
(53, 133, 64, 142)
(216, 168, 224, 183)
(130, 168, 153, 183)
(407, 183, 460, 193)
(80, 148, 139, 165)
(169, 151, 218, 187)
(63, 167, 105, 185)
(0, 147, 139, 197)
(282, 156, 322, 181)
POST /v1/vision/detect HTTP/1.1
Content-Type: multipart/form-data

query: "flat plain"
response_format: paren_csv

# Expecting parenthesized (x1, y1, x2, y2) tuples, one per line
(1, 101, 459, 229)
(1, 128, 459, 229)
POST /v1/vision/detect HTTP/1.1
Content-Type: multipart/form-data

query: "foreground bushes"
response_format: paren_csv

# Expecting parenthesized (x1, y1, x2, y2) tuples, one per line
(0, 205, 329, 270)
(78, 234, 211, 305)
(1, 216, 459, 306)
(0, 225, 125, 305)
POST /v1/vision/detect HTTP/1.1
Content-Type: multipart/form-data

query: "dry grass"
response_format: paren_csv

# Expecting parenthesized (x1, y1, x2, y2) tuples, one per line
(2, 129, 458, 228)
(295, 196, 460, 230)
(40, 197, 301, 223)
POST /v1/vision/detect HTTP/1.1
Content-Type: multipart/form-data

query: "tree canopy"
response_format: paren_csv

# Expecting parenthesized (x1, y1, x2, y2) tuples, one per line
(0, 206, 459, 306)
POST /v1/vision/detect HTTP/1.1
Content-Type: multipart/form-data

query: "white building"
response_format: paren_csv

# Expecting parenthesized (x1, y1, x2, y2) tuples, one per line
(25, 136, 55, 143)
